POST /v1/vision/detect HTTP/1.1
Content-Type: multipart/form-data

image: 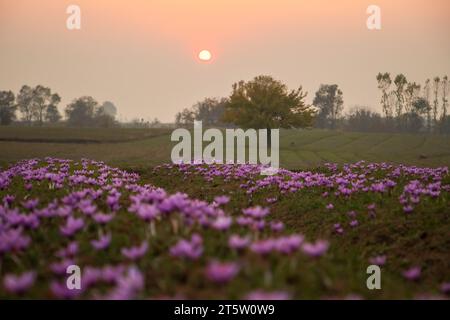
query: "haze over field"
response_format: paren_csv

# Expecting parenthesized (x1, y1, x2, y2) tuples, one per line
(1, 0, 449, 122)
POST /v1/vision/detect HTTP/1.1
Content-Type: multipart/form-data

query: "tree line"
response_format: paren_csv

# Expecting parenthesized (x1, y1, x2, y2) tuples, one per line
(0, 85, 118, 127)
(175, 74, 450, 134)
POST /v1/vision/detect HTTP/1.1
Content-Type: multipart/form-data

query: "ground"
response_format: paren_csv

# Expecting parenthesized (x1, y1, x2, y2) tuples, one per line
(0, 127, 449, 299)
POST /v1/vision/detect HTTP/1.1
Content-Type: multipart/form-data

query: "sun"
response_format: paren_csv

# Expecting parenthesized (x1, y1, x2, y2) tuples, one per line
(198, 50, 212, 62)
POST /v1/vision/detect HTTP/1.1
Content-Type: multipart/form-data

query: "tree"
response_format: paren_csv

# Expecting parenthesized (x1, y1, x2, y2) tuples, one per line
(432, 77, 440, 128)
(193, 97, 227, 126)
(312, 84, 344, 129)
(222, 75, 314, 145)
(441, 75, 448, 121)
(94, 104, 116, 128)
(45, 105, 62, 123)
(100, 101, 117, 118)
(423, 79, 432, 132)
(376, 72, 393, 118)
(0, 90, 16, 125)
(346, 107, 383, 132)
(393, 74, 408, 120)
(16, 85, 34, 123)
(32, 85, 53, 125)
(175, 108, 195, 126)
(65, 96, 98, 127)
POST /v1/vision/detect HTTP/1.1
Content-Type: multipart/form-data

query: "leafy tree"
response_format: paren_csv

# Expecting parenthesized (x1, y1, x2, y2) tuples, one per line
(45, 105, 62, 123)
(100, 101, 117, 118)
(94, 105, 116, 128)
(345, 107, 383, 133)
(312, 84, 344, 129)
(222, 75, 314, 136)
(16, 85, 34, 123)
(175, 108, 195, 126)
(65, 96, 98, 127)
(194, 97, 227, 126)
(0, 90, 16, 125)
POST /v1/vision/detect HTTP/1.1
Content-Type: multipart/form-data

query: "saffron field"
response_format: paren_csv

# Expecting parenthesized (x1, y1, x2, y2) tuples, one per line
(0, 128, 449, 299)
(0, 156, 449, 299)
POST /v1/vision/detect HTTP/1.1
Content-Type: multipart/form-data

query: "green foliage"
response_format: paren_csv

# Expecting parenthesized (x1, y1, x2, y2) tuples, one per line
(0, 90, 16, 125)
(222, 75, 314, 129)
(313, 84, 344, 129)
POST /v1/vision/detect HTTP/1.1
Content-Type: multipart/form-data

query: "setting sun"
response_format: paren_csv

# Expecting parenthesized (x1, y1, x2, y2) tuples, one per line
(198, 49, 212, 61)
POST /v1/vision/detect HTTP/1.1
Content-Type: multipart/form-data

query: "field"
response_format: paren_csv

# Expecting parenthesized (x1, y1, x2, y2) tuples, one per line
(0, 127, 449, 299)
(1, 127, 449, 169)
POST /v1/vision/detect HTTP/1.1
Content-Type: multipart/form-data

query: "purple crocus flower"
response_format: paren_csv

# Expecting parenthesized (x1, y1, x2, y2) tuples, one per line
(214, 195, 230, 206)
(349, 220, 359, 227)
(228, 234, 250, 250)
(92, 213, 115, 224)
(60, 216, 85, 237)
(301, 240, 329, 258)
(369, 255, 387, 266)
(50, 280, 82, 299)
(91, 233, 112, 250)
(205, 261, 240, 284)
(270, 221, 285, 232)
(136, 204, 159, 221)
(121, 241, 148, 260)
(211, 216, 232, 231)
(403, 266, 421, 281)
(242, 206, 270, 219)
(326, 203, 334, 210)
(440, 282, 450, 294)
(245, 290, 291, 300)
(3, 271, 36, 294)
(169, 234, 203, 260)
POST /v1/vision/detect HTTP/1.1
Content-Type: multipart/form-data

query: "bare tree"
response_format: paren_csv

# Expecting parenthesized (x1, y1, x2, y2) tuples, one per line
(432, 77, 441, 129)
(376, 73, 393, 118)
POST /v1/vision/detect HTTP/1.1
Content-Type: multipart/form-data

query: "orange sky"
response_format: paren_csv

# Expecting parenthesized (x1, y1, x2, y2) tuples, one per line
(1, 0, 449, 122)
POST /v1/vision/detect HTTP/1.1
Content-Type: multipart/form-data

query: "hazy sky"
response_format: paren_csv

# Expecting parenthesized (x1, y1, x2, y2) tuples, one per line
(1, 0, 449, 122)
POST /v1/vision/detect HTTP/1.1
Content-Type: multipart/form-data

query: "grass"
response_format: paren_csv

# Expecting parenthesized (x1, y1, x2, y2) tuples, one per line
(0, 127, 449, 299)
(0, 127, 449, 169)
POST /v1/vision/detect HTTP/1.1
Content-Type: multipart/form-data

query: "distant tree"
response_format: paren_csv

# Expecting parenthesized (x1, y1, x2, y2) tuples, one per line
(0, 90, 16, 125)
(440, 115, 450, 134)
(44, 94, 62, 123)
(376, 72, 393, 118)
(45, 105, 62, 123)
(32, 85, 53, 125)
(393, 74, 408, 120)
(345, 107, 383, 132)
(423, 79, 432, 132)
(441, 75, 448, 121)
(222, 75, 314, 143)
(194, 97, 227, 126)
(94, 106, 116, 128)
(404, 82, 421, 113)
(312, 84, 344, 129)
(432, 77, 440, 128)
(398, 112, 423, 133)
(411, 97, 430, 117)
(175, 108, 195, 126)
(65, 96, 98, 127)
(16, 85, 34, 123)
(149, 117, 161, 128)
(100, 101, 117, 118)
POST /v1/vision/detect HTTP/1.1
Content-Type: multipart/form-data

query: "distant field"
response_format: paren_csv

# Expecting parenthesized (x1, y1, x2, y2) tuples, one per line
(0, 127, 449, 169)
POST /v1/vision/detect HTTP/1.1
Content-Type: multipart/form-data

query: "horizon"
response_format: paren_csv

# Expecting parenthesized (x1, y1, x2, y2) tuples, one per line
(1, 0, 450, 122)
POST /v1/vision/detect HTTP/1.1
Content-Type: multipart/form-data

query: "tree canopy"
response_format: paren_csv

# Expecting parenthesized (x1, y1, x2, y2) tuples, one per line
(222, 75, 314, 129)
